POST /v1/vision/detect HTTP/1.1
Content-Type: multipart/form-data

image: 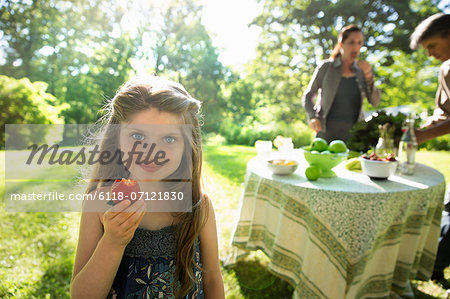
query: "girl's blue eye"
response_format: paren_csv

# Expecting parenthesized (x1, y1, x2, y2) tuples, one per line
(131, 133, 145, 141)
(163, 136, 176, 144)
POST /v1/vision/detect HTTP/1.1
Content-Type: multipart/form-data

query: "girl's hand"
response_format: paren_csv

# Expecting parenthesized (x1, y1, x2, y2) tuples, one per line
(309, 118, 322, 133)
(357, 60, 373, 81)
(102, 199, 146, 248)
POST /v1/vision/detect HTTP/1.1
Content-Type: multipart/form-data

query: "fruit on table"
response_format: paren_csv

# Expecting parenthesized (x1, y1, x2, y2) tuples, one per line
(273, 135, 285, 148)
(108, 178, 141, 206)
(328, 140, 348, 153)
(302, 139, 349, 179)
(305, 166, 321, 181)
(306, 139, 348, 154)
(270, 159, 297, 166)
(361, 152, 397, 162)
(345, 158, 362, 171)
(385, 153, 396, 161)
(311, 137, 328, 152)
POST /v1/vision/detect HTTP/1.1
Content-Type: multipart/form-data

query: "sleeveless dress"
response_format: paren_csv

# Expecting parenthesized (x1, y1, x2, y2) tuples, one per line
(107, 225, 204, 299)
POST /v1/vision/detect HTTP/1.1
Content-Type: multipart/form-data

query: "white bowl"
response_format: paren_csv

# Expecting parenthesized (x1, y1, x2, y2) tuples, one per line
(267, 159, 298, 175)
(360, 157, 398, 179)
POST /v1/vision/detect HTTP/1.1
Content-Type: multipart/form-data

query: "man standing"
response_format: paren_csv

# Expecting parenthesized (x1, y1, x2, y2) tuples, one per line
(410, 13, 450, 143)
(410, 12, 450, 288)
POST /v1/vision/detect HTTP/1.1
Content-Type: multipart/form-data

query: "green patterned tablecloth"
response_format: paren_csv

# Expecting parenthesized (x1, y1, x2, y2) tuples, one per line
(231, 155, 445, 299)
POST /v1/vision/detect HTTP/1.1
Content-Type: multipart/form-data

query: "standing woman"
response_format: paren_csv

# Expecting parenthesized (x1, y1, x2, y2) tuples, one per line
(302, 25, 381, 143)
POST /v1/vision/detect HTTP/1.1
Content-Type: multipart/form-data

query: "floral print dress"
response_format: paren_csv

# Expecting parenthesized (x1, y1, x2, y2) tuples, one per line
(107, 225, 203, 299)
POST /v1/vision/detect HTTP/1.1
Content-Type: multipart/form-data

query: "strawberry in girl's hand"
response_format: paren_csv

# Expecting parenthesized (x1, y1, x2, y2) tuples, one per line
(107, 179, 141, 206)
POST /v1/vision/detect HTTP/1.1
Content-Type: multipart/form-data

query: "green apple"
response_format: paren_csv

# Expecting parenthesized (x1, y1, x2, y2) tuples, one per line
(305, 166, 321, 181)
(311, 137, 328, 152)
(328, 140, 348, 153)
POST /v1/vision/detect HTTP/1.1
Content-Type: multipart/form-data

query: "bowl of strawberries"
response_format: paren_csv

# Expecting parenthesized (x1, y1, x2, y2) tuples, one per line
(360, 152, 398, 179)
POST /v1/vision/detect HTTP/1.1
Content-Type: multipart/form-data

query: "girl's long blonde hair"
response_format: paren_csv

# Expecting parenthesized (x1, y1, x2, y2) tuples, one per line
(86, 76, 208, 297)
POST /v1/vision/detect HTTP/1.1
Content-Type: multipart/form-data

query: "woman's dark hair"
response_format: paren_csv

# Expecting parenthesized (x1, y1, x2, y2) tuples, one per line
(329, 24, 362, 60)
(410, 13, 450, 50)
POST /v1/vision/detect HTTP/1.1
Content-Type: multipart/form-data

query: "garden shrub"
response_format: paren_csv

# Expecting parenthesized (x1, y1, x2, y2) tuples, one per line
(219, 119, 314, 148)
(0, 76, 66, 149)
(348, 110, 449, 152)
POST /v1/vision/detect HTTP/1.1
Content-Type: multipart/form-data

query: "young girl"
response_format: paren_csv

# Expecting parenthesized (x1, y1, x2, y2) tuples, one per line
(71, 76, 225, 298)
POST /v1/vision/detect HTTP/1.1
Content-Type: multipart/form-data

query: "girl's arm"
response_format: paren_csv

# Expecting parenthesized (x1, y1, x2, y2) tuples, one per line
(71, 194, 145, 299)
(199, 197, 225, 299)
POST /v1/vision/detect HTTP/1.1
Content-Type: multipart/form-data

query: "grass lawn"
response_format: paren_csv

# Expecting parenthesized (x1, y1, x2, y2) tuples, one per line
(0, 146, 449, 298)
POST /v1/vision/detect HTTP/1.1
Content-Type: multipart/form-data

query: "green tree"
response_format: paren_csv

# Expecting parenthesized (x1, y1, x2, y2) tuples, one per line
(225, 76, 259, 125)
(135, 0, 226, 132)
(253, 0, 441, 62)
(0, 75, 66, 148)
(244, 0, 444, 127)
(0, 0, 138, 125)
(375, 49, 439, 111)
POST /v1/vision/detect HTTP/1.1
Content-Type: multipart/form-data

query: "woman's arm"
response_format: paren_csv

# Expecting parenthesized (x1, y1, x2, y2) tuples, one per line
(357, 60, 381, 106)
(303, 62, 329, 132)
(71, 194, 146, 299)
(368, 85, 381, 106)
(302, 62, 327, 121)
(199, 197, 225, 299)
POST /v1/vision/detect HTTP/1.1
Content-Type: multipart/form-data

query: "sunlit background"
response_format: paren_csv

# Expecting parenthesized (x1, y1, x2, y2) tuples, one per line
(1, 0, 449, 150)
(1, 1, 450, 298)
(201, 0, 262, 68)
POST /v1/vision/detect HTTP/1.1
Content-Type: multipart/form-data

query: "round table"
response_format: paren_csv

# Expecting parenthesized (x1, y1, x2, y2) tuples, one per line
(231, 153, 446, 299)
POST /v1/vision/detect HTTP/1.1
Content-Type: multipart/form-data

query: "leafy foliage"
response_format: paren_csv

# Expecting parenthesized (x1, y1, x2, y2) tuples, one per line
(253, 0, 440, 60)
(0, 0, 448, 151)
(0, 0, 138, 126)
(132, 0, 227, 132)
(347, 110, 407, 152)
(374, 49, 439, 110)
(0, 0, 226, 133)
(219, 118, 314, 147)
(0, 76, 66, 148)
(238, 0, 448, 151)
(347, 109, 449, 152)
(420, 134, 450, 151)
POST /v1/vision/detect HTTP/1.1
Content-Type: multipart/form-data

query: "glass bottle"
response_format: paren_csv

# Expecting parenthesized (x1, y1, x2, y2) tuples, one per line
(375, 123, 394, 158)
(398, 113, 418, 175)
